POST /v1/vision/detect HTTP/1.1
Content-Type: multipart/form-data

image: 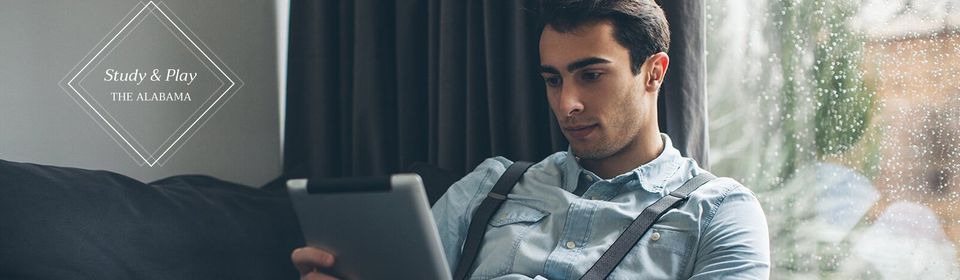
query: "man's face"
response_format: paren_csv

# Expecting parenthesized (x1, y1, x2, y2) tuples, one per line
(539, 21, 653, 160)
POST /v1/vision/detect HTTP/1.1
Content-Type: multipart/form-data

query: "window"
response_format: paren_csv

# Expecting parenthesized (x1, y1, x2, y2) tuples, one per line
(706, 0, 960, 278)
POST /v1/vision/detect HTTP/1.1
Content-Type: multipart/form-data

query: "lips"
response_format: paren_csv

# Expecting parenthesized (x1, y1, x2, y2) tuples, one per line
(563, 124, 598, 139)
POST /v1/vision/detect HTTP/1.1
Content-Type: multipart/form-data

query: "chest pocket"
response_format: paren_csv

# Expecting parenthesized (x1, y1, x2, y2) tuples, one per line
(469, 202, 549, 279)
(608, 227, 695, 280)
(489, 202, 549, 227)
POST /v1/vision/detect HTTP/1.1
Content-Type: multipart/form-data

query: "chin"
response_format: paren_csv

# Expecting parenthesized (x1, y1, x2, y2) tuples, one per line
(570, 144, 611, 160)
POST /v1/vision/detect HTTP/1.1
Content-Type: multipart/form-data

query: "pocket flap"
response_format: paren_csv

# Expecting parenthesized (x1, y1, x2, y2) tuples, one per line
(489, 203, 549, 227)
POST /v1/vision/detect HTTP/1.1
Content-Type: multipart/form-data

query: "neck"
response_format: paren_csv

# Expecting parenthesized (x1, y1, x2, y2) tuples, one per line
(580, 131, 664, 179)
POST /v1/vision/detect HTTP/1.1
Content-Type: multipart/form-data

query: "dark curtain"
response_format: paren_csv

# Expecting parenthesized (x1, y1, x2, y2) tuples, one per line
(658, 0, 709, 168)
(283, 0, 707, 179)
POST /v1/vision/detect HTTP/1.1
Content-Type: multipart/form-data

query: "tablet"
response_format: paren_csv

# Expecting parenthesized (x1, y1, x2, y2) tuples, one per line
(287, 174, 452, 280)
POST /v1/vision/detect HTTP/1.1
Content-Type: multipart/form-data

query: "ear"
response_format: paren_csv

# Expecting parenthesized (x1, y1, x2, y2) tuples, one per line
(643, 52, 670, 92)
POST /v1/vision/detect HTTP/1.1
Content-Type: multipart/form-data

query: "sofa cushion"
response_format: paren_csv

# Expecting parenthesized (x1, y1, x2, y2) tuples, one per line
(0, 159, 303, 280)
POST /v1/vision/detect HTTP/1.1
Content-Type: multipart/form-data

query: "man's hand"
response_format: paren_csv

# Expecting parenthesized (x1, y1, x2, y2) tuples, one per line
(291, 247, 338, 280)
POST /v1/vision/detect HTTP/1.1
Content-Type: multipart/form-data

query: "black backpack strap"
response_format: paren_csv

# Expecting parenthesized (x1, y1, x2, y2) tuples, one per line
(453, 161, 535, 280)
(580, 172, 718, 280)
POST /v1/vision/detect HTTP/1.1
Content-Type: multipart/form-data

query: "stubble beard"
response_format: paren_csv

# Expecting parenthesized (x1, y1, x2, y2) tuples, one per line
(570, 130, 634, 160)
(568, 116, 639, 160)
(567, 103, 640, 160)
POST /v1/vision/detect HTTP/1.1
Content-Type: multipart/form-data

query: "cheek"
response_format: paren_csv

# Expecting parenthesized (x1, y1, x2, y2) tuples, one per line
(595, 79, 636, 116)
(581, 83, 620, 115)
(608, 85, 646, 129)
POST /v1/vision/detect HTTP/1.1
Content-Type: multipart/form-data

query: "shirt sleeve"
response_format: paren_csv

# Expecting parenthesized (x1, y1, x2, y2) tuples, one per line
(689, 184, 771, 279)
(431, 157, 512, 274)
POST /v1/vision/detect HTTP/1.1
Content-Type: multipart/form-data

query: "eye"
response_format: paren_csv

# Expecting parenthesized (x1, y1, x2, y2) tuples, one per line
(544, 76, 562, 88)
(581, 71, 603, 82)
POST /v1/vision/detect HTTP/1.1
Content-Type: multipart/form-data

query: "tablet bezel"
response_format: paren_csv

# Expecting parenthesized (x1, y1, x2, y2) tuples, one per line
(287, 174, 452, 280)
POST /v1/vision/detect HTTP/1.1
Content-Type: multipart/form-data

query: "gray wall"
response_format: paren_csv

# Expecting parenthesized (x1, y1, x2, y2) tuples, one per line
(0, 0, 286, 187)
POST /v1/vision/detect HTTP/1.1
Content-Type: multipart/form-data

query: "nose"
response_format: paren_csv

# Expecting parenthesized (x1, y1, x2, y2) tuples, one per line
(558, 85, 584, 117)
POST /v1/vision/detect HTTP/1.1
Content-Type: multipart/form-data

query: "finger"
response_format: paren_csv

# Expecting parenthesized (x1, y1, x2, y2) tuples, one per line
(291, 247, 336, 275)
(303, 270, 339, 280)
(292, 247, 336, 274)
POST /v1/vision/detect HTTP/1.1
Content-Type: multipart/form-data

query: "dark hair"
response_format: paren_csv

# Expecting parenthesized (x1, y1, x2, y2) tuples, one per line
(539, 0, 670, 75)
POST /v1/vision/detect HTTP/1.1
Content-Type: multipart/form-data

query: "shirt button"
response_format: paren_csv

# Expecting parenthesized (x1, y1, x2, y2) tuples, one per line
(651, 232, 661, 241)
(565, 241, 577, 249)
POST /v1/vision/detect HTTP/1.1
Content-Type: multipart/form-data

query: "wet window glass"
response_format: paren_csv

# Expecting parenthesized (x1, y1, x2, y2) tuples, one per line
(706, 0, 960, 278)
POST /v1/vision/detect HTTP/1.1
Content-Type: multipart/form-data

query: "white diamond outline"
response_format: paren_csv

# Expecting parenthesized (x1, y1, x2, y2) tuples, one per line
(64, 1, 238, 167)
(77, 6, 169, 162)
(75, 6, 228, 162)
(140, 1, 244, 167)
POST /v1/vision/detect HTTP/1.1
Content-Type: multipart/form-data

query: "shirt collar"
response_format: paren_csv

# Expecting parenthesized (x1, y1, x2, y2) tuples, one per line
(560, 133, 684, 194)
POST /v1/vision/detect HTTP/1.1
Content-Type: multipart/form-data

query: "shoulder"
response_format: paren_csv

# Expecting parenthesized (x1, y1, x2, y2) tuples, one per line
(685, 174, 763, 222)
(691, 176, 758, 206)
(451, 156, 512, 193)
(433, 155, 560, 226)
(682, 173, 768, 261)
(684, 174, 771, 275)
(438, 157, 510, 210)
(447, 152, 566, 196)
(663, 158, 761, 218)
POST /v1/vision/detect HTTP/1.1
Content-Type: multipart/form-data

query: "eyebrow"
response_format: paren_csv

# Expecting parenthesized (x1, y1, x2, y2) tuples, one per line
(539, 65, 560, 75)
(539, 57, 612, 74)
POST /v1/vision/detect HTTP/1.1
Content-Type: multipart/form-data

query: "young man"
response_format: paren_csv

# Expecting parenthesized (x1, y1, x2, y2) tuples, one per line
(292, 0, 770, 279)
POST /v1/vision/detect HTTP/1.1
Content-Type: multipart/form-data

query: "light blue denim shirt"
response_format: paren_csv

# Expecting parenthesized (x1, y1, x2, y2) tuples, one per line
(432, 134, 770, 279)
